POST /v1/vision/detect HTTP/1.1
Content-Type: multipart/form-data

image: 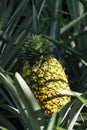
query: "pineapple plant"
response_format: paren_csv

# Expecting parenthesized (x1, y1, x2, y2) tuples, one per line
(21, 35, 71, 115)
(0, 0, 87, 129)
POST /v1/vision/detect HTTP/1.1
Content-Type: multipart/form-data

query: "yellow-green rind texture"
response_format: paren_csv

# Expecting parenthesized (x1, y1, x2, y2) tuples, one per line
(22, 57, 70, 115)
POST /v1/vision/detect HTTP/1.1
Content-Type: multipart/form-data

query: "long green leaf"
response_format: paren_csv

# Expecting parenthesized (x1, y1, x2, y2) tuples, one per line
(15, 72, 47, 130)
(2, 0, 14, 29)
(46, 113, 58, 130)
(0, 102, 19, 116)
(38, 0, 46, 19)
(49, 0, 61, 39)
(0, 30, 29, 68)
(73, 92, 87, 107)
(0, 116, 16, 130)
(66, 0, 84, 31)
(5, 0, 29, 34)
(68, 100, 84, 130)
(0, 126, 8, 130)
(0, 72, 35, 129)
(42, 34, 87, 65)
(0, 0, 7, 29)
(60, 12, 87, 34)
(32, 0, 39, 33)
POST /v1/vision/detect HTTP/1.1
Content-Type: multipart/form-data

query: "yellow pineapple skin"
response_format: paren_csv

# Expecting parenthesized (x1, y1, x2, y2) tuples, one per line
(22, 57, 70, 115)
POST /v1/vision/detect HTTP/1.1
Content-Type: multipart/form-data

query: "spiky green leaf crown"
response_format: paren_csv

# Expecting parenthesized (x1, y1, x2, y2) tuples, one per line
(21, 35, 54, 65)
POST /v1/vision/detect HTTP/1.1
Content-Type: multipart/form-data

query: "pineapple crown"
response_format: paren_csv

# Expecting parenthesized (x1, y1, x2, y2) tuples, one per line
(21, 35, 54, 65)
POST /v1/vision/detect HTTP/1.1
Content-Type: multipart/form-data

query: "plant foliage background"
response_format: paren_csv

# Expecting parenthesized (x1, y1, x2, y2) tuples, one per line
(0, 0, 87, 130)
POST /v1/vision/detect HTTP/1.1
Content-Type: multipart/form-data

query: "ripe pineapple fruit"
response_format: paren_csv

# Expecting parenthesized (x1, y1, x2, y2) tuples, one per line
(21, 35, 70, 115)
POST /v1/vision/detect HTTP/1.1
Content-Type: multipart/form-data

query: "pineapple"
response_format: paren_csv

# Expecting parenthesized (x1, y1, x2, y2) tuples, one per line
(21, 35, 70, 115)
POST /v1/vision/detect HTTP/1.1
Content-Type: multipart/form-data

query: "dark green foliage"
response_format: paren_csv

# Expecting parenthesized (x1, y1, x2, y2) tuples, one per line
(0, 0, 87, 129)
